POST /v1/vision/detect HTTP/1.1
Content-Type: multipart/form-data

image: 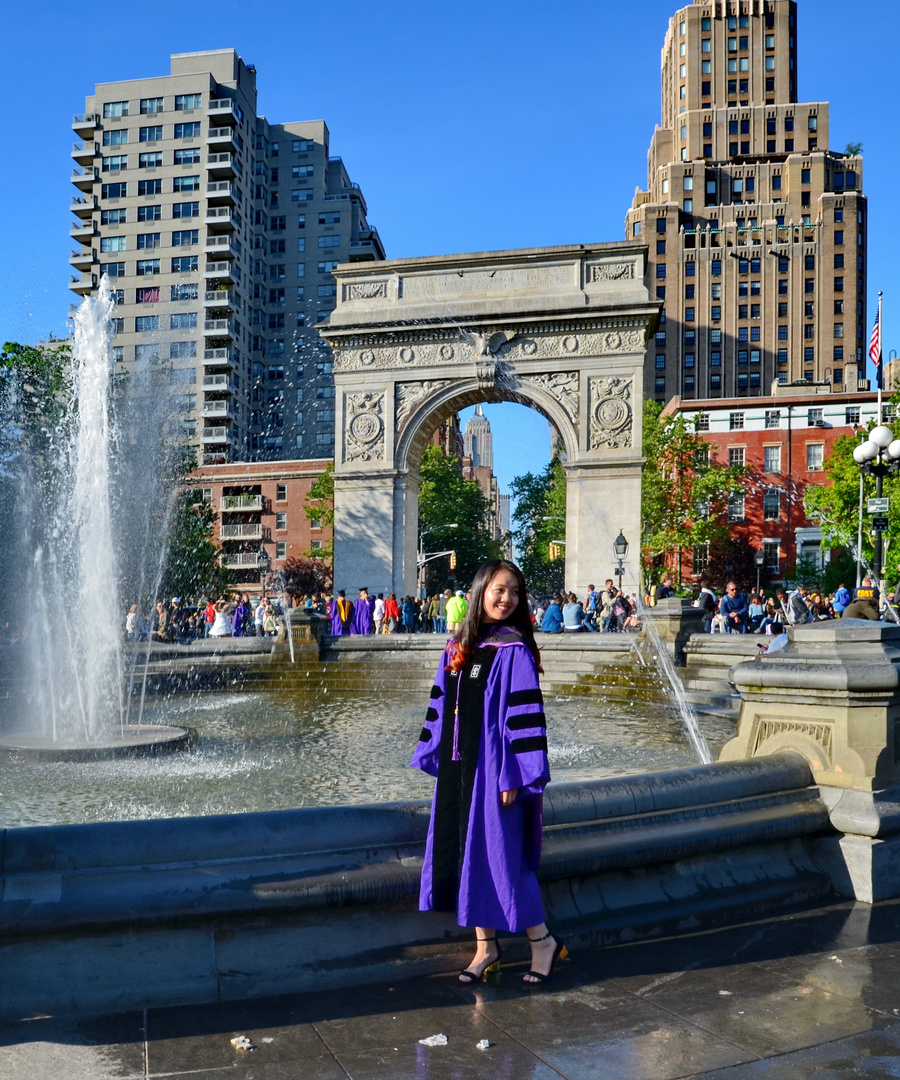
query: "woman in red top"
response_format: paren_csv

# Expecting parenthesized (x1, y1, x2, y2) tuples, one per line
(383, 592, 400, 634)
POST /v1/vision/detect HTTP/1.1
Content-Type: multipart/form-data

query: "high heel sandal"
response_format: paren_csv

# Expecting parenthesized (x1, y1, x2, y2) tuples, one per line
(522, 931, 568, 986)
(458, 936, 502, 984)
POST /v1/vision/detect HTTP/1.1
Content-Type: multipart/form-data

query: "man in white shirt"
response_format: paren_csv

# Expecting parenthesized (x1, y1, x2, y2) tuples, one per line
(373, 593, 386, 635)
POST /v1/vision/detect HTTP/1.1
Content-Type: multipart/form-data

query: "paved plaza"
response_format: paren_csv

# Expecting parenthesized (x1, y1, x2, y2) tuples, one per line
(5, 897, 900, 1079)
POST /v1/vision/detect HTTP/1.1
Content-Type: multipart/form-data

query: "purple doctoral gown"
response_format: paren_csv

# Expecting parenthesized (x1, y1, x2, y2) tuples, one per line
(329, 598, 353, 636)
(350, 595, 375, 635)
(410, 627, 550, 931)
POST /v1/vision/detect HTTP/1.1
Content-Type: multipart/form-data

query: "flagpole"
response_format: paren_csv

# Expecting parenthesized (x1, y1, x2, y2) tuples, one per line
(877, 292, 883, 423)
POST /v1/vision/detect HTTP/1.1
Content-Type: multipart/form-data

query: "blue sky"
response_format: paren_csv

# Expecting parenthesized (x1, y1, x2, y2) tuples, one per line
(3, 0, 897, 494)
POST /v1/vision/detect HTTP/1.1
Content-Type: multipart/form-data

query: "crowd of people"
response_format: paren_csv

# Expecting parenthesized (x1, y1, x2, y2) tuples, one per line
(124, 594, 291, 644)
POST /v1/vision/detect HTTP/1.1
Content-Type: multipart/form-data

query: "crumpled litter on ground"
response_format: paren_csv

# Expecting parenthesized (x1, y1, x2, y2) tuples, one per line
(230, 1035, 255, 1051)
(476, 1039, 492, 1050)
(828, 955, 844, 964)
(418, 1033, 449, 1046)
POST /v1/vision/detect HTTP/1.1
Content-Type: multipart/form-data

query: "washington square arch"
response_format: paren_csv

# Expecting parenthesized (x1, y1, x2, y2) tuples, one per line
(318, 242, 659, 597)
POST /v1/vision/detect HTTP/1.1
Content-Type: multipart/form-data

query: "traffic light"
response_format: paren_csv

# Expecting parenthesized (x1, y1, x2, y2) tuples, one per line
(449, 550, 457, 569)
(548, 542, 561, 561)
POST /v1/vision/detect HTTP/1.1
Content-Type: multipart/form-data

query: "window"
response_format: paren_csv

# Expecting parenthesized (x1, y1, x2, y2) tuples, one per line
(762, 541, 780, 572)
(684, 353, 695, 370)
(170, 312, 197, 329)
(171, 283, 198, 300)
(140, 97, 163, 114)
(845, 407, 862, 426)
(275, 512, 287, 530)
(101, 182, 127, 199)
(292, 165, 314, 179)
(763, 488, 781, 520)
(317, 284, 337, 298)
(728, 494, 746, 522)
(274, 541, 286, 559)
(172, 229, 199, 246)
(292, 139, 315, 152)
(135, 343, 159, 361)
(170, 341, 197, 359)
(171, 255, 198, 272)
(174, 147, 201, 165)
(102, 129, 128, 147)
(292, 189, 314, 201)
(729, 413, 744, 432)
(174, 122, 201, 139)
(317, 234, 342, 249)
(173, 175, 200, 191)
(275, 484, 287, 502)
(778, 325, 788, 341)
(103, 100, 129, 118)
(175, 94, 202, 110)
(136, 178, 161, 196)
(172, 201, 199, 219)
(711, 259, 721, 277)
(807, 444, 824, 471)
(100, 236, 126, 253)
(138, 151, 162, 168)
(136, 259, 160, 275)
(136, 205, 160, 222)
(710, 329, 722, 345)
(102, 154, 127, 171)
(135, 315, 159, 332)
(138, 126, 162, 143)
(763, 443, 783, 473)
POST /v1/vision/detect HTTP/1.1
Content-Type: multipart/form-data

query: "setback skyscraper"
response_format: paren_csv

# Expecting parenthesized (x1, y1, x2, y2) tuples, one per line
(626, 0, 867, 402)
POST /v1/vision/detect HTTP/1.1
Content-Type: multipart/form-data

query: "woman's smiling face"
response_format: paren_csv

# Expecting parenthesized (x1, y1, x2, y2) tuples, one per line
(482, 569, 520, 624)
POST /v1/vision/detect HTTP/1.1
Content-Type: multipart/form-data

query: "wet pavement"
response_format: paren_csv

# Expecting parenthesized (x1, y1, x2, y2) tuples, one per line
(5, 897, 900, 1079)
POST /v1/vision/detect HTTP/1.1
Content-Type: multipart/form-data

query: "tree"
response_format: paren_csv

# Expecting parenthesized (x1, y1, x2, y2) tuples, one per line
(280, 555, 332, 598)
(844, 141, 863, 157)
(803, 420, 900, 583)
(509, 458, 567, 596)
(641, 400, 746, 585)
(158, 494, 230, 600)
(418, 443, 503, 590)
(303, 463, 334, 564)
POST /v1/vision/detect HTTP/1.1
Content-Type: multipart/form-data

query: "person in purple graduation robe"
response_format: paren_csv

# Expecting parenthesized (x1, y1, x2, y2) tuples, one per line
(350, 588, 375, 635)
(410, 559, 567, 988)
(329, 591, 353, 636)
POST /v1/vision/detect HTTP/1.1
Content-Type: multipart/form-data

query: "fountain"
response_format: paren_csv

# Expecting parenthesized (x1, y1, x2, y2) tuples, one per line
(0, 278, 194, 762)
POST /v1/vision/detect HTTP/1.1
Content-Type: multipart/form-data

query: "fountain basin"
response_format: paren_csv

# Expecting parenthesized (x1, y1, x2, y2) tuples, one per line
(0, 724, 198, 763)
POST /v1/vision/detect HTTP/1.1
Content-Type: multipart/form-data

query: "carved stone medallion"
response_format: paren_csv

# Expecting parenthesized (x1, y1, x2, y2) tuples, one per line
(396, 380, 452, 427)
(589, 263, 636, 283)
(589, 377, 633, 450)
(347, 281, 388, 301)
(345, 392, 385, 462)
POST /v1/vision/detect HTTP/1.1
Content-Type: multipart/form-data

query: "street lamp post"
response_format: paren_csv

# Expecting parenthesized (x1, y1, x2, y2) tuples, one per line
(853, 425, 900, 587)
(613, 530, 628, 592)
(754, 547, 766, 596)
(418, 523, 459, 599)
(256, 547, 271, 596)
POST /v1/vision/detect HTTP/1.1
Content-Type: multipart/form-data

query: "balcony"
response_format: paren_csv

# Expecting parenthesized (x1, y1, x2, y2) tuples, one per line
(203, 261, 236, 284)
(220, 552, 265, 570)
(202, 399, 234, 420)
(202, 452, 230, 466)
(71, 140, 97, 165)
(72, 112, 98, 136)
(70, 194, 98, 218)
(205, 206, 236, 231)
(348, 240, 380, 262)
(69, 273, 97, 295)
(207, 98, 240, 125)
(69, 247, 96, 270)
(220, 494, 264, 512)
(202, 373, 235, 392)
(220, 522, 263, 541)
(203, 318, 236, 338)
(201, 426, 232, 445)
(204, 289, 234, 309)
(204, 235, 238, 258)
(206, 180, 236, 203)
(70, 220, 97, 242)
(206, 152, 236, 177)
(70, 165, 97, 190)
(203, 348, 234, 369)
(206, 127, 237, 150)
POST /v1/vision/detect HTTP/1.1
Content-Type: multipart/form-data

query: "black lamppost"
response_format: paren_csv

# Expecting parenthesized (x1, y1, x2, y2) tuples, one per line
(853, 424, 900, 585)
(613, 530, 628, 591)
(256, 547, 271, 594)
(754, 547, 766, 596)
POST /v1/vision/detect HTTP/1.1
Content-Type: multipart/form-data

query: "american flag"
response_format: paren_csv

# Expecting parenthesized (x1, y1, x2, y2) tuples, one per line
(869, 302, 882, 388)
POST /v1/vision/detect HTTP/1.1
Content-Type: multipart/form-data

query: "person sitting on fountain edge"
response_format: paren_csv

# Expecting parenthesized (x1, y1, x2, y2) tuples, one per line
(720, 582, 749, 633)
(842, 576, 881, 621)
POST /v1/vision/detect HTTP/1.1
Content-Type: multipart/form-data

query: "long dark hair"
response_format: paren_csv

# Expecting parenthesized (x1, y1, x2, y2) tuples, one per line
(449, 559, 542, 673)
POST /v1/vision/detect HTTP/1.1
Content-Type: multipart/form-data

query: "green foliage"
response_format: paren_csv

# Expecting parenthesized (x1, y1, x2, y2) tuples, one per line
(844, 141, 864, 157)
(641, 400, 746, 583)
(159, 494, 230, 600)
(0, 340, 71, 470)
(803, 417, 900, 581)
(418, 443, 503, 589)
(303, 462, 334, 563)
(509, 458, 567, 596)
(821, 549, 857, 595)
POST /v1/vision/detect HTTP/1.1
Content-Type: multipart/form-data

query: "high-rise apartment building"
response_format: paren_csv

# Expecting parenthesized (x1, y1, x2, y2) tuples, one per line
(69, 50, 384, 466)
(627, 0, 867, 403)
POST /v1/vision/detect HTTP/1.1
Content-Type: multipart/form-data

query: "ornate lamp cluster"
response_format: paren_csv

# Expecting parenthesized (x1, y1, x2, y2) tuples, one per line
(852, 425, 900, 583)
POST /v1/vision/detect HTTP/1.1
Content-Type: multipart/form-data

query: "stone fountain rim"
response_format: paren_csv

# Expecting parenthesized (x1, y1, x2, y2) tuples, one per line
(0, 724, 198, 763)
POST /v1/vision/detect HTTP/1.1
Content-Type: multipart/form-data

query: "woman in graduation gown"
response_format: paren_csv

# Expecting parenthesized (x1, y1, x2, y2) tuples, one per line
(410, 559, 567, 987)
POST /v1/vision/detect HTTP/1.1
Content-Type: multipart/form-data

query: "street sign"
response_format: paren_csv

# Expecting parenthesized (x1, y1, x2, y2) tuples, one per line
(868, 497, 890, 514)
(872, 515, 890, 531)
